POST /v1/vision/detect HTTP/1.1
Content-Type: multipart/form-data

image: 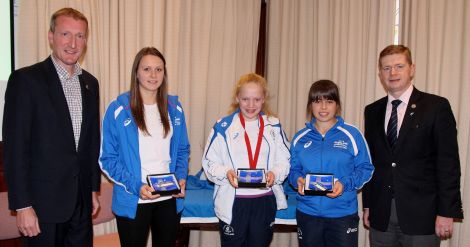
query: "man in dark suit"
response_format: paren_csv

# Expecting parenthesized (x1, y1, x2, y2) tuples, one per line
(362, 45, 463, 246)
(3, 8, 101, 246)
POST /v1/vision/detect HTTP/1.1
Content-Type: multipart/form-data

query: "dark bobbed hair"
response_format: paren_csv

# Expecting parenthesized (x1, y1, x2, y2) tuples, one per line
(306, 80, 341, 120)
(130, 47, 170, 137)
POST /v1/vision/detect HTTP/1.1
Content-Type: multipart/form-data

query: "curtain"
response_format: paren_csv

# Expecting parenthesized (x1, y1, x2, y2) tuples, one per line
(17, 0, 470, 246)
(266, 0, 396, 246)
(16, 1, 261, 173)
(400, 0, 470, 246)
(16, 0, 261, 246)
(266, 0, 396, 137)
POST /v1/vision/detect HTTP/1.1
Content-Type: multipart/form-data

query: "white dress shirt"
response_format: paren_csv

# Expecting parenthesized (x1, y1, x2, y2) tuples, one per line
(384, 84, 414, 137)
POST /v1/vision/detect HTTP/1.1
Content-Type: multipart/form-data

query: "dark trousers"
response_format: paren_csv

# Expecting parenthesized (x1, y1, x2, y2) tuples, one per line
(296, 210, 359, 247)
(24, 187, 92, 247)
(116, 198, 179, 247)
(219, 194, 277, 247)
(370, 199, 440, 247)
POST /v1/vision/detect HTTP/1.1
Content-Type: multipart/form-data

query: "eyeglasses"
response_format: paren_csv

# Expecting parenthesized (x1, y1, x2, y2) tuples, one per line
(381, 64, 408, 73)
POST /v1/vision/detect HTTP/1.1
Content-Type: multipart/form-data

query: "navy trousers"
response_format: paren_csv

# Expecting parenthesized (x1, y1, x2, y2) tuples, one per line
(296, 210, 359, 247)
(219, 194, 277, 247)
(24, 186, 92, 247)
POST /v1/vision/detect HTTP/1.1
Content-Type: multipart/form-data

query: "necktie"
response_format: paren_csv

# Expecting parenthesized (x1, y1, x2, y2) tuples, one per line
(387, 99, 402, 148)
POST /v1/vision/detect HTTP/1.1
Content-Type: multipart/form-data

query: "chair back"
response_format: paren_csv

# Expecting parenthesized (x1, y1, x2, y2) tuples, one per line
(0, 183, 115, 241)
(0, 192, 21, 240)
(92, 182, 115, 225)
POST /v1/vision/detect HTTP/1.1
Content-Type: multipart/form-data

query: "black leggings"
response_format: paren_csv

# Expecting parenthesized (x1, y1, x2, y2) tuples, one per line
(116, 198, 180, 247)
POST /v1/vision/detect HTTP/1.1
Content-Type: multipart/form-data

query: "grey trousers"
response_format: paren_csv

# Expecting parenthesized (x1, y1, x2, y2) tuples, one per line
(369, 199, 440, 247)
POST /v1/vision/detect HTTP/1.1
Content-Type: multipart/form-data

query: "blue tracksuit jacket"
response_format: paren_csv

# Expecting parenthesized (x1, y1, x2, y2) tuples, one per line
(99, 92, 190, 219)
(289, 116, 374, 218)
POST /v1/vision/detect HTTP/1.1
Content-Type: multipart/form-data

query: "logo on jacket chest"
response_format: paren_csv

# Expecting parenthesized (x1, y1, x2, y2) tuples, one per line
(124, 118, 132, 126)
(232, 129, 273, 141)
(304, 141, 312, 148)
(222, 224, 235, 236)
(174, 117, 181, 126)
(270, 129, 276, 141)
(333, 140, 348, 150)
(233, 132, 240, 140)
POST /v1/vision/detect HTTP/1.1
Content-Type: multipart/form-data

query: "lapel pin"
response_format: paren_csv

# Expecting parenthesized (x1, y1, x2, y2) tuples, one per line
(411, 104, 416, 109)
(410, 112, 414, 116)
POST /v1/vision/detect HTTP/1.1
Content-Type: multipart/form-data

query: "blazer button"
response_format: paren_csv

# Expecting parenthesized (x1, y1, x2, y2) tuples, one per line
(391, 162, 397, 167)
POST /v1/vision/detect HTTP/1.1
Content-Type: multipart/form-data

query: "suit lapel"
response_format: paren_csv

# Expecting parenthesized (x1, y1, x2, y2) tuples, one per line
(375, 98, 390, 151)
(78, 75, 90, 152)
(44, 58, 76, 151)
(395, 87, 421, 151)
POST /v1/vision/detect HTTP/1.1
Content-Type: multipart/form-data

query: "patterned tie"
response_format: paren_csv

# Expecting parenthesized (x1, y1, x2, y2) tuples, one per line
(387, 99, 402, 148)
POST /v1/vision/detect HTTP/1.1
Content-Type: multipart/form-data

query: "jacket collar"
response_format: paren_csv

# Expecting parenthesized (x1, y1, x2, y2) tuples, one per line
(306, 116, 344, 134)
(393, 87, 421, 151)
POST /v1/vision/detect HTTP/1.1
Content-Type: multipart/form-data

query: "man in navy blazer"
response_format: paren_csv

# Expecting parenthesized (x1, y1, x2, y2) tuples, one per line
(362, 45, 463, 246)
(3, 8, 100, 246)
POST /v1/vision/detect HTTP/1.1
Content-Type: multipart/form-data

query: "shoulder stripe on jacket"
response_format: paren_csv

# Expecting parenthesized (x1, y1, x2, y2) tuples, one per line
(337, 126, 358, 155)
(114, 105, 123, 119)
(292, 129, 311, 147)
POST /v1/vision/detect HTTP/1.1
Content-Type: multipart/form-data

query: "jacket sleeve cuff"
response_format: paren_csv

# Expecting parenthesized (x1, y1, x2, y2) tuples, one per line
(289, 172, 303, 188)
(338, 177, 351, 192)
(16, 206, 33, 211)
(133, 180, 145, 195)
(175, 169, 188, 181)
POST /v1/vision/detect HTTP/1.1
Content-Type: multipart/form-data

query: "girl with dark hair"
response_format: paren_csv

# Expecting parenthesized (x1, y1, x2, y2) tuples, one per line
(100, 47, 190, 247)
(289, 80, 374, 247)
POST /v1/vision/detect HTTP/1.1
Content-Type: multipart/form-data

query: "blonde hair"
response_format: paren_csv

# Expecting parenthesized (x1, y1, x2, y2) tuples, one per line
(228, 73, 275, 117)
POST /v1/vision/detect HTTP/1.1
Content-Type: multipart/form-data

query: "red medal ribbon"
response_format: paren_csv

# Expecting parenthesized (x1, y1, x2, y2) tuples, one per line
(239, 113, 264, 169)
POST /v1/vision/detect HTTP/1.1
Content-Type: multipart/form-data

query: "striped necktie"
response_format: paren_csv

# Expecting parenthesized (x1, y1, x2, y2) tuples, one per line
(387, 99, 402, 148)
